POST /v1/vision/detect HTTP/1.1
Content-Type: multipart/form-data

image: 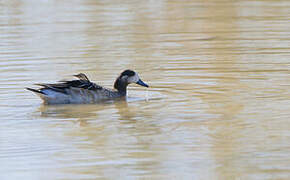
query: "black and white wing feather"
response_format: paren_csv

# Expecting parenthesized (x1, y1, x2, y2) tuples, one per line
(36, 73, 103, 94)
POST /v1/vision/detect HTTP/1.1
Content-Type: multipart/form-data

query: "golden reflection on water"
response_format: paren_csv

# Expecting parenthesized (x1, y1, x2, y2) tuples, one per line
(199, 3, 246, 179)
(1, 0, 290, 179)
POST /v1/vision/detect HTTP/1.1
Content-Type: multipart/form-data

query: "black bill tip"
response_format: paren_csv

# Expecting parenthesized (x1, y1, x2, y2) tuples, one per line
(136, 79, 149, 88)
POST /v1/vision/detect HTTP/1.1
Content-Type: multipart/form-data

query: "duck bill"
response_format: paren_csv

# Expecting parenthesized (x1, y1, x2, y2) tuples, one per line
(136, 79, 149, 88)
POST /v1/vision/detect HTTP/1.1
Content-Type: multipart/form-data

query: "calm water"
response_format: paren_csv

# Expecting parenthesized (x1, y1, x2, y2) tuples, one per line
(1, 0, 290, 179)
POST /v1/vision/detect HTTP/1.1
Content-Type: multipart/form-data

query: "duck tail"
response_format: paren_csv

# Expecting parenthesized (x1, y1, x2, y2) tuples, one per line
(26, 88, 46, 95)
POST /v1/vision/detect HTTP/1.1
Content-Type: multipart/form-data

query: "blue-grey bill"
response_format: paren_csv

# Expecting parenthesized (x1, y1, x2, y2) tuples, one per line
(136, 79, 149, 87)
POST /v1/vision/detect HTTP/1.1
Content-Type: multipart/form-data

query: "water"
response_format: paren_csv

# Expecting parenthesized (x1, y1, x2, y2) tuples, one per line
(1, 0, 290, 179)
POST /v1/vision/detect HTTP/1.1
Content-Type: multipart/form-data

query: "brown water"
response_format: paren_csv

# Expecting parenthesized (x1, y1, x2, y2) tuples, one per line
(1, 0, 290, 179)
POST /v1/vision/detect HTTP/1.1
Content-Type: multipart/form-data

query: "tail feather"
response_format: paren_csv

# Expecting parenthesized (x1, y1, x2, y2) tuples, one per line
(26, 88, 46, 95)
(34, 84, 67, 94)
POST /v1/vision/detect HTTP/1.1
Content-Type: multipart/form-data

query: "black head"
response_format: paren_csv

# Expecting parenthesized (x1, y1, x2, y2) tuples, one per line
(120, 70, 136, 77)
(114, 69, 149, 94)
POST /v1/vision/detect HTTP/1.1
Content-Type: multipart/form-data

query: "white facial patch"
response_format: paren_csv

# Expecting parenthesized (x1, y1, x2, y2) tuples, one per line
(127, 73, 139, 84)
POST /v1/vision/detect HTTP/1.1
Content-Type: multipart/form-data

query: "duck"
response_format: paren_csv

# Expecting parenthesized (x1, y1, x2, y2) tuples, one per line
(26, 69, 149, 104)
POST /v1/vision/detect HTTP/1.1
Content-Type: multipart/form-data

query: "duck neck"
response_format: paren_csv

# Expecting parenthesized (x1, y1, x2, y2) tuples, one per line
(114, 78, 128, 96)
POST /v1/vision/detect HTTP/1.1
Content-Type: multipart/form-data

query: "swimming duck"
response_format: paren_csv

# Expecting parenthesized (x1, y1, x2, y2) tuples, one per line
(26, 70, 149, 104)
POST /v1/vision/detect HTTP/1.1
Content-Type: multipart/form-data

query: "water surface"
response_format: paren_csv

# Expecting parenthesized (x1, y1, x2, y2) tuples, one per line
(1, 0, 290, 179)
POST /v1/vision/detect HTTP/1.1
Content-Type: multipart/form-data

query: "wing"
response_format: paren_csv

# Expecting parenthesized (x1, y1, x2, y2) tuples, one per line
(36, 73, 103, 94)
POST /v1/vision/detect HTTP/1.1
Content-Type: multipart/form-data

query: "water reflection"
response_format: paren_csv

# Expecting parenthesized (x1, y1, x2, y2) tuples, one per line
(1, 0, 290, 179)
(39, 99, 165, 178)
(198, 2, 246, 179)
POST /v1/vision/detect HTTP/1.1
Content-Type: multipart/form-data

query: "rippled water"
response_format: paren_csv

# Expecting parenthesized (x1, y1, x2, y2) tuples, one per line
(1, 0, 290, 179)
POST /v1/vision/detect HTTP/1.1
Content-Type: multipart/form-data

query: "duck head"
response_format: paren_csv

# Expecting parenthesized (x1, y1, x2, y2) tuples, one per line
(114, 70, 149, 95)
